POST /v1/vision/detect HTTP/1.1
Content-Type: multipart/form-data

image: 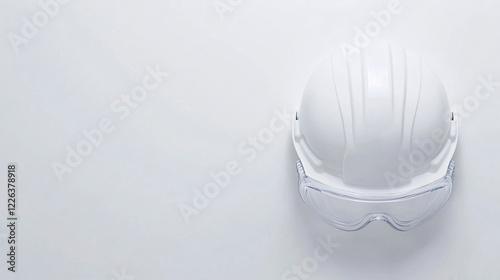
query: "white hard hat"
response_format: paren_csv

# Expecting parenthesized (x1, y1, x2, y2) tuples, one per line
(293, 40, 458, 231)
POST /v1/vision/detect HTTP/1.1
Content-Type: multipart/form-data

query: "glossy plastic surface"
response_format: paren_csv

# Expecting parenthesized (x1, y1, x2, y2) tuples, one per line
(293, 40, 458, 230)
(297, 159, 455, 231)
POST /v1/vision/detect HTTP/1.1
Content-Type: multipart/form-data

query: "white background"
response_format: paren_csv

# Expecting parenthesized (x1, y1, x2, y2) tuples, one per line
(1, 0, 500, 279)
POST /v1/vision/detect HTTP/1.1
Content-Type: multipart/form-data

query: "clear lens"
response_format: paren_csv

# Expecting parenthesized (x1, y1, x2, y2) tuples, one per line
(297, 160, 455, 231)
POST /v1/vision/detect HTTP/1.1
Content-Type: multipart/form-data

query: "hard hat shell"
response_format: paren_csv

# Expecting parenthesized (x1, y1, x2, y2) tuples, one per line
(293, 40, 458, 230)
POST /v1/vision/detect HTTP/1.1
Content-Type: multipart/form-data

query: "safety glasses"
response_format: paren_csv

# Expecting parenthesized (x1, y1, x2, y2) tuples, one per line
(296, 159, 455, 231)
